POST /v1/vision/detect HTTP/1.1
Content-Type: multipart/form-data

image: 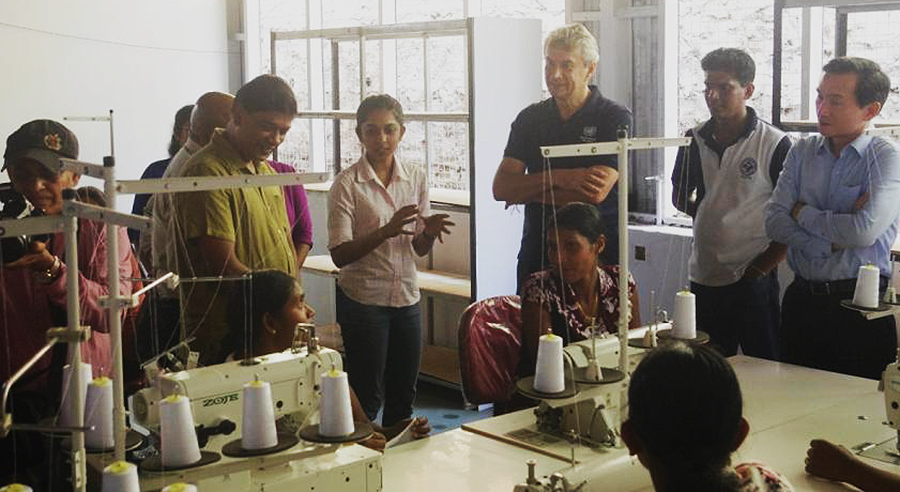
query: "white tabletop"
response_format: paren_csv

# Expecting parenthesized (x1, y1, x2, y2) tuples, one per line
(383, 356, 900, 491)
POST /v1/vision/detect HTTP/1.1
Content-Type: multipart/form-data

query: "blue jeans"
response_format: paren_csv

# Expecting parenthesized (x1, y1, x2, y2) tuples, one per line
(336, 287, 422, 427)
(691, 271, 781, 360)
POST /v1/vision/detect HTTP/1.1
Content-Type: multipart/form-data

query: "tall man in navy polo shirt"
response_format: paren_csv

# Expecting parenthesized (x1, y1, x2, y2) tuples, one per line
(766, 57, 900, 379)
(672, 48, 791, 359)
(493, 23, 632, 291)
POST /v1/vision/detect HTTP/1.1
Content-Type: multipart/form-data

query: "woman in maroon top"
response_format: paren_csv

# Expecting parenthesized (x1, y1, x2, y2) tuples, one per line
(521, 202, 640, 370)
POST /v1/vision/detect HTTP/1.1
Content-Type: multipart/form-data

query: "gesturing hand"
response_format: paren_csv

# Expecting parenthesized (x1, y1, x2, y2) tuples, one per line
(422, 214, 454, 243)
(382, 204, 419, 239)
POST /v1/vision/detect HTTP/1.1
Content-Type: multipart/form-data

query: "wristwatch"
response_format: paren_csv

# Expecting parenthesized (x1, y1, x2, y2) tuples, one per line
(39, 255, 62, 283)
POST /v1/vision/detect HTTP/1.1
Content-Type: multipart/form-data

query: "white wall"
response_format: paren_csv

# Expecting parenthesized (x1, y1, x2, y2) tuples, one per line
(0, 0, 240, 210)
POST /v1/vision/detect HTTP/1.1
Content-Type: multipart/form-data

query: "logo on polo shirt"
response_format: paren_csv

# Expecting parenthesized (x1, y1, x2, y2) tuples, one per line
(739, 157, 757, 179)
(580, 126, 598, 143)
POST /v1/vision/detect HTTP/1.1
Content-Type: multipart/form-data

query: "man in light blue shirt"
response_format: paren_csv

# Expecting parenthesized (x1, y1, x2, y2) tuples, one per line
(766, 57, 899, 379)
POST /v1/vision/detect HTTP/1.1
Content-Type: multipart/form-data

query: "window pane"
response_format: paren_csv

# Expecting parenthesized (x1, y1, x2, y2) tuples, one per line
(397, 121, 427, 169)
(337, 41, 362, 111)
(328, 119, 362, 173)
(396, 2, 464, 23)
(678, 0, 776, 133)
(273, 40, 309, 109)
(258, 0, 307, 74)
(364, 39, 384, 97)
(847, 10, 900, 122)
(396, 38, 426, 112)
(429, 122, 469, 191)
(322, 0, 378, 28)
(426, 35, 467, 112)
(277, 118, 312, 172)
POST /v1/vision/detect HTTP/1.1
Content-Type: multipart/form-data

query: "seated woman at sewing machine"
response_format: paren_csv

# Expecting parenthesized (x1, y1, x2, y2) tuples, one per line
(622, 342, 793, 491)
(224, 269, 430, 451)
(520, 202, 640, 369)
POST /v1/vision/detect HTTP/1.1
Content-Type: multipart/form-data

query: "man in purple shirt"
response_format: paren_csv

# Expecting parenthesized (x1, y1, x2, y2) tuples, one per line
(268, 160, 313, 268)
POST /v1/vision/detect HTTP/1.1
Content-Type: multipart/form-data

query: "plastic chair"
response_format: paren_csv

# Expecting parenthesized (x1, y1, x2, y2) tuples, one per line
(457, 295, 523, 405)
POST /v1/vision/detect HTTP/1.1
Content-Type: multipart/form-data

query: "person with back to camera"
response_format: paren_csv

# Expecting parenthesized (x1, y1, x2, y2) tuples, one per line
(224, 269, 430, 451)
(327, 94, 454, 427)
(621, 342, 793, 491)
(520, 202, 640, 372)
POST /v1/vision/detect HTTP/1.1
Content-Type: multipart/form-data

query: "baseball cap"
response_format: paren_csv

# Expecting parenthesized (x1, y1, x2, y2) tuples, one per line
(2, 119, 79, 173)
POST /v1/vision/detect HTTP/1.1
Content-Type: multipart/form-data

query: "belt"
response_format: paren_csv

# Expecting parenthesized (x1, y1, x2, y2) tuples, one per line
(794, 275, 889, 296)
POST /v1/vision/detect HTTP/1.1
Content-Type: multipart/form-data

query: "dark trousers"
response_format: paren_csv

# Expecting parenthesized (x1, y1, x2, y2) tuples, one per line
(691, 271, 781, 360)
(336, 287, 422, 427)
(781, 278, 897, 380)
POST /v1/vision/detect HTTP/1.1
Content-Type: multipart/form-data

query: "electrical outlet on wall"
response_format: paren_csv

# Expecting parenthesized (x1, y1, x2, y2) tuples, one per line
(634, 245, 647, 261)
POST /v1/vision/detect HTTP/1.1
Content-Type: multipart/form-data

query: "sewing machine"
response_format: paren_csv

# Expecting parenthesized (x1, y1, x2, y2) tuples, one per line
(522, 324, 660, 450)
(96, 342, 383, 491)
(881, 350, 900, 450)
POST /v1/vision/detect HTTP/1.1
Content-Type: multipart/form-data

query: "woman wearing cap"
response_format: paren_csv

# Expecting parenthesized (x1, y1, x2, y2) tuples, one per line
(0, 119, 136, 388)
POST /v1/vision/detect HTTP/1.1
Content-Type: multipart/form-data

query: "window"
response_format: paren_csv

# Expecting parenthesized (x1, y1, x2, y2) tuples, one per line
(660, 0, 899, 225)
(248, 0, 565, 191)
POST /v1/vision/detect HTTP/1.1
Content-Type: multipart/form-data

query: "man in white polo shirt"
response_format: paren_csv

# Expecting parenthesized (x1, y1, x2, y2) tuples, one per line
(672, 48, 791, 359)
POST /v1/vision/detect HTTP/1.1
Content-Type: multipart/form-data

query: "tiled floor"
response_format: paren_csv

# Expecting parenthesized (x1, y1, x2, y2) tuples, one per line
(407, 379, 493, 433)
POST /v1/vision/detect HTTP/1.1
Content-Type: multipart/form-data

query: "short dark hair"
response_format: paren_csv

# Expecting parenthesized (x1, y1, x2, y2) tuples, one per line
(355, 94, 405, 136)
(167, 104, 194, 157)
(234, 74, 297, 116)
(823, 57, 891, 108)
(226, 269, 298, 359)
(701, 48, 756, 86)
(628, 342, 743, 486)
(548, 202, 605, 244)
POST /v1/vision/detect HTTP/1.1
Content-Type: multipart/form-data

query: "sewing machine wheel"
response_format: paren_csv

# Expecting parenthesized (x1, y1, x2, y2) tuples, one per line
(221, 432, 300, 457)
(571, 367, 625, 385)
(298, 421, 374, 444)
(140, 450, 222, 472)
(515, 376, 579, 400)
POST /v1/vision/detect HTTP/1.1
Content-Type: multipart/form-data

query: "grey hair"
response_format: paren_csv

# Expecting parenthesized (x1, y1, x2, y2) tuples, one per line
(543, 23, 600, 66)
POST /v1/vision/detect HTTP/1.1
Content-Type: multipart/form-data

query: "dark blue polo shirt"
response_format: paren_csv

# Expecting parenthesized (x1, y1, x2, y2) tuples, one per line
(504, 86, 633, 290)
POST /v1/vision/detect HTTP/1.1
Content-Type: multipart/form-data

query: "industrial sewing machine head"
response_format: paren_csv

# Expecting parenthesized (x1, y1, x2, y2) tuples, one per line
(131, 342, 342, 451)
(882, 349, 900, 450)
(526, 324, 661, 448)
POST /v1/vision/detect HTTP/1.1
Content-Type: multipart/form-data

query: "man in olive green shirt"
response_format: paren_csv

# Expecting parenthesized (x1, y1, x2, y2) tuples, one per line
(173, 75, 298, 364)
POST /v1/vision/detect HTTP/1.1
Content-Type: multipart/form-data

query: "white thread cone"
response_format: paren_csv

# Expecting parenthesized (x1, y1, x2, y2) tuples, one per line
(319, 369, 354, 437)
(101, 461, 140, 492)
(58, 362, 92, 427)
(162, 483, 198, 492)
(84, 377, 114, 449)
(241, 380, 278, 449)
(673, 291, 697, 339)
(853, 264, 881, 309)
(534, 334, 565, 393)
(0, 484, 33, 492)
(159, 395, 201, 467)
